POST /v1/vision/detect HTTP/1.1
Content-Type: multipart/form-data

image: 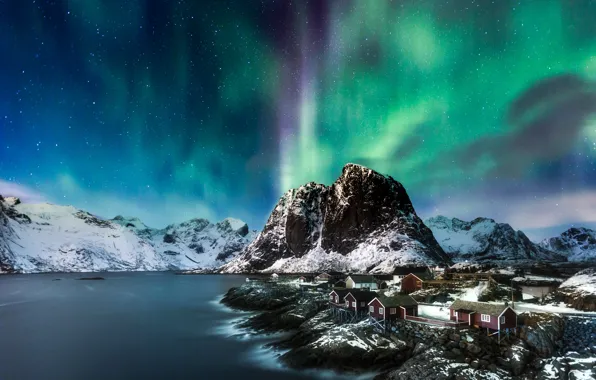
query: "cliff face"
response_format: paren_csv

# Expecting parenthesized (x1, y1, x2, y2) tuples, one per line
(222, 163, 450, 273)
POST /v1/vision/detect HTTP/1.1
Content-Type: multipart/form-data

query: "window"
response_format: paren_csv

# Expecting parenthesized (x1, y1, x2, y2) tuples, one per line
(390, 308, 396, 315)
(481, 314, 490, 322)
(345, 301, 350, 307)
(360, 302, 365, 307)
(454, 311, 458, 318)
(369, 306, 374, 313)
(352, 302, 356, 307)
(500, 316, 505, 324)
(329, 295, 333, 301)
(379, 308, 384, 315)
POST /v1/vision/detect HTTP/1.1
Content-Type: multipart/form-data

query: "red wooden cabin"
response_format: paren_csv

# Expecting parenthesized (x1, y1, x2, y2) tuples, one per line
(449, 300, 517, 332)
(344, 289, 377, 313)
(368, 295, 418, 321)
(329, 289, 350, 306)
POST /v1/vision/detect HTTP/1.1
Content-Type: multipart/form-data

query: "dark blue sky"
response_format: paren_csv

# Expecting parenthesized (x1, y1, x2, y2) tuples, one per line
(1, 0, 596, 239)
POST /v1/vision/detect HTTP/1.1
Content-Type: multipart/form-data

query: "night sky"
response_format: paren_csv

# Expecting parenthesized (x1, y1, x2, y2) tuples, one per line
(1, 0, 596, 239)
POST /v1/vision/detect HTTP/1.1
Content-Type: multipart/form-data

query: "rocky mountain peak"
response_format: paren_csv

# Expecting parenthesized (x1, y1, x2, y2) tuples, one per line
(222, 164, 450, 274)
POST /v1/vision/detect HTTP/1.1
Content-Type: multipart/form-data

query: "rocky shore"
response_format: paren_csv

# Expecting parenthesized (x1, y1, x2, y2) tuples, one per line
(220, 282, 596, 379)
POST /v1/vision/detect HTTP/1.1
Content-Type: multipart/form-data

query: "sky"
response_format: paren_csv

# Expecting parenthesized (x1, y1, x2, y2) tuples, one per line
(1, 0, 596, 240)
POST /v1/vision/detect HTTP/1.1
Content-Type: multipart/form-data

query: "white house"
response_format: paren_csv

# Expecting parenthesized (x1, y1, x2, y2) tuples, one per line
(345, 275, 378, 290)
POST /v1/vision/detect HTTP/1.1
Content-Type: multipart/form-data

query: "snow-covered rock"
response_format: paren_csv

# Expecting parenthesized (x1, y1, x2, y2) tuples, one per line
(539, 227, 596, 262)
(425, 216, 564, 263)
(222, 163, 450, 273)
(552, 268, 596, 311)
(0, 195, 255, 273)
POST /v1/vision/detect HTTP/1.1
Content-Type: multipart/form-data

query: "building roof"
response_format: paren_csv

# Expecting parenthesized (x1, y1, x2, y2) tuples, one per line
(316, 272, 331, 277)
(392, 266, 430, 276)
(372, 294, 418, 307)
(348, 275, 376, 283)
(450, 300, 511, 316)
(330, 288, 351, 299)
(345, 289, 377, 302)
(403, 272, 432, 281)
(374, 274, 393, 281)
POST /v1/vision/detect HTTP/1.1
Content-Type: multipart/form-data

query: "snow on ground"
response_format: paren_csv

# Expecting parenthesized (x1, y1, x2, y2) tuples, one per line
(261, 237, 434, 274)
(459, 281, 489, 302)
(559, 269, 596, 296)
(513, 302, 596, 316)
(418, 304, 450, 321)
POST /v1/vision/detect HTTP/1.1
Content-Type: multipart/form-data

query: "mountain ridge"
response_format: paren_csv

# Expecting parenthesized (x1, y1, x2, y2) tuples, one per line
(424, 215, 566, 262)
(0, 195, 255, 273)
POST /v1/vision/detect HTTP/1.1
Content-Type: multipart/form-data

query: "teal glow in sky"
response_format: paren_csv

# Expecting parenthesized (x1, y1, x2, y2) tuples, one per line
(1, 0, 596, 239)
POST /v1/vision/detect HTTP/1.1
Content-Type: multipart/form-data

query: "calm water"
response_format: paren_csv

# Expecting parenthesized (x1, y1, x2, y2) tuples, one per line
(0, 272, 315, 380)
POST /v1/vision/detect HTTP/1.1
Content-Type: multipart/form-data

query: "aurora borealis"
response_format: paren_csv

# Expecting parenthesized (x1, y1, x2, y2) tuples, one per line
(1, 0, 596, 238)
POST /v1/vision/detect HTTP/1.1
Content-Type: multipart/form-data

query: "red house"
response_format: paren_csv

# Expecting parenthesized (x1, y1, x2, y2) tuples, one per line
(368, 295, 418, 321)
(329, 289, 350, 306)
(449, 300, 517, 332)
(400, 271, 432, 294)
(344, 289, 377, 313)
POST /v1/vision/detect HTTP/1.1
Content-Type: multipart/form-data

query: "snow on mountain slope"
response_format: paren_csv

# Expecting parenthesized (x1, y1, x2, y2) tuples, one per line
(425, 215, 564, 263)
(222, 163, 451, 274)
(538, 227, 596, 262)
(0, 196, 255, 273)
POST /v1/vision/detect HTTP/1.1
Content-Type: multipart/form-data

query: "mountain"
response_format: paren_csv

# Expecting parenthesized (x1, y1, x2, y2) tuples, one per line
(538, 227, 596, 262)
(424, 215, 564, 262)
(0, 195, 255, 273)
(221, 163, 450, 274)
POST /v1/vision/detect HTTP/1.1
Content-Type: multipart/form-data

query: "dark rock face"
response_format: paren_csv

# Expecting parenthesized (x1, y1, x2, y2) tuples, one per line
(224, 164, 450, 273)
(519, 313, 565, 357)
(163, 233, 176, 243)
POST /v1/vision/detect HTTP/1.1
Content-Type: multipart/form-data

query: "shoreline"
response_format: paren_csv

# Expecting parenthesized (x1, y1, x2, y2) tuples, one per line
(217, 280, 596, 380)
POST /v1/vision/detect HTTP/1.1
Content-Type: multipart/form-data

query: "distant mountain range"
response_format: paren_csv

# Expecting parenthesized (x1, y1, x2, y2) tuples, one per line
(1, 164, 594, 274)
(424, 216, 566, 263)
(0, 194, 256, 273)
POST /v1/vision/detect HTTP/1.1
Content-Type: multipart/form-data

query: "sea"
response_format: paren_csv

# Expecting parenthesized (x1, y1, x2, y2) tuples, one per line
(0, 272, 326, 380)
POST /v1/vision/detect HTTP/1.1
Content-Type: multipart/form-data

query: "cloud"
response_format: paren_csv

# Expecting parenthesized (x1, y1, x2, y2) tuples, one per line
(0, 180, 46, 203)
(458, 74, 596, 177)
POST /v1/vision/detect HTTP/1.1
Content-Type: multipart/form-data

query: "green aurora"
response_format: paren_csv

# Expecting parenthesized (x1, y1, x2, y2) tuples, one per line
(1, 0, 595, 237)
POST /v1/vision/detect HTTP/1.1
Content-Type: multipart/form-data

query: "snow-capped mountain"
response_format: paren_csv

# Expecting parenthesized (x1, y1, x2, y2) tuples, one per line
(425, 215, 565, 262)
(538, 227, 596, 262)
(112, 215, 257, 264)
(222, 163, 451, 274)
(0, 195, 255, 273)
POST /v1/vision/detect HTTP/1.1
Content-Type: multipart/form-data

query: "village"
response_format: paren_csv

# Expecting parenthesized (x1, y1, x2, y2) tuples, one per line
(246, 264, 590, 343)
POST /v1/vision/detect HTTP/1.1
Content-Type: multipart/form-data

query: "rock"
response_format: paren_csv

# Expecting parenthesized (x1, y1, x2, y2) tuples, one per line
(506, 341, 531, 375)
(221, 163, 451, 273)
(519, 313, 565, 357)
(467, 344, 482, 355)
(459, 341, 467, 349)
(488, 364, 497, 372)
(450, 333, 461, 342)
(451, 348, 462, 356)
(471, 360, 480, 369)
(413, 342, 427, 356)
